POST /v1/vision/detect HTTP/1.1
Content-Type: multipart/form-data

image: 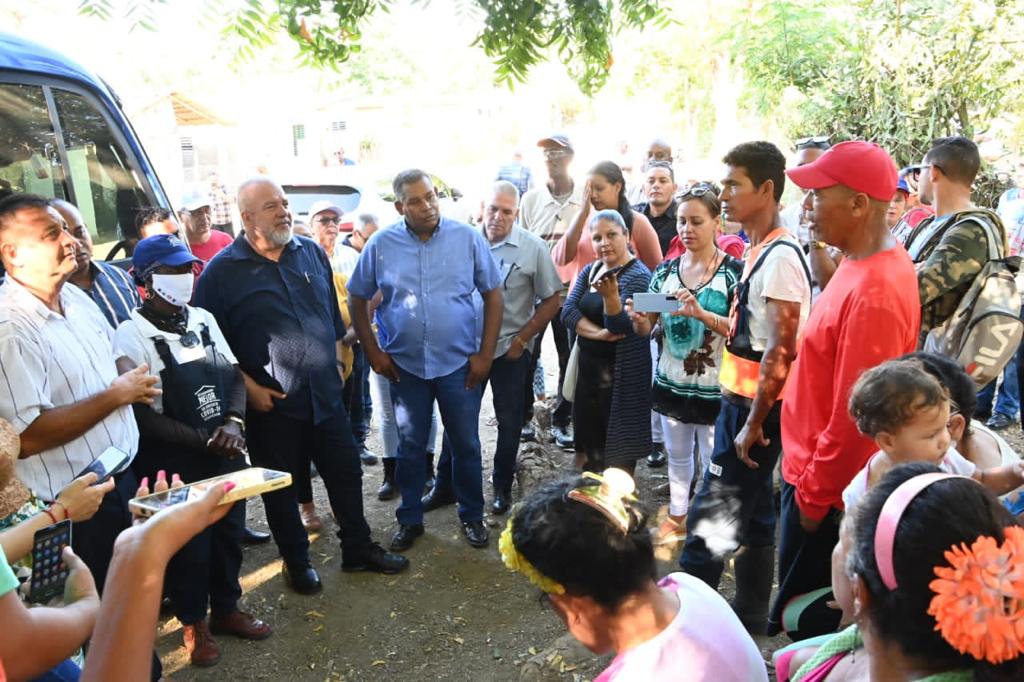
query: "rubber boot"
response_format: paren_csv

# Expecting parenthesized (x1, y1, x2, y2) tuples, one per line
(730, 544, 776, 636)
(377, 457, 397, 501)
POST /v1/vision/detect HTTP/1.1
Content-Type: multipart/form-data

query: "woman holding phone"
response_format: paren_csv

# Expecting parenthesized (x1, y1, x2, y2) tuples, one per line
(562, 210, 653, 473)
(112, 234, 271, 668)
(627, 185, 742, 545)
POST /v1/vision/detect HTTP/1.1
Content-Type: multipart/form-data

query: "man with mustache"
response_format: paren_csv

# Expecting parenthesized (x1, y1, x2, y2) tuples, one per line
(194, 178, 408, 596)
(425, 181, 561, 516)
(349, 169, 504, 551)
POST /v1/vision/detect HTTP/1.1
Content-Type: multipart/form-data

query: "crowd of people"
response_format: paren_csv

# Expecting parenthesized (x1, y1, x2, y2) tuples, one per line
(1, 130, 1024, 681)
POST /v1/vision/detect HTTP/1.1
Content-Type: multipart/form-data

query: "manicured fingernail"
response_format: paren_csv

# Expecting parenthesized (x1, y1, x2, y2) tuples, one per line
(156, 470, 166, 482)
(224, 482, 236, 493)
(171, 473, 182, 485)
(140, 477, 149, 489)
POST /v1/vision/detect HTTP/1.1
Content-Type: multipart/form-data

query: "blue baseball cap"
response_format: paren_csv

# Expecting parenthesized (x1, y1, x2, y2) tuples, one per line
(896, 176, 910, 194)
(132, 234, 201, 279)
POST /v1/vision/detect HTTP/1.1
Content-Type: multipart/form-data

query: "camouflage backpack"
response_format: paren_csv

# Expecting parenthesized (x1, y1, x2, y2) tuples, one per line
(916, 209, 1022, 387)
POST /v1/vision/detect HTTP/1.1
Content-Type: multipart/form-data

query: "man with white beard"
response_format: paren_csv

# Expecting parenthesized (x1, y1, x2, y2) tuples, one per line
(194, 178, 408, 597)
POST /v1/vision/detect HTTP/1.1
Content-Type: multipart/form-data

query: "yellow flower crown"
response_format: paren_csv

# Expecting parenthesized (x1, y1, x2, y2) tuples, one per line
(499, 468, 639, 595)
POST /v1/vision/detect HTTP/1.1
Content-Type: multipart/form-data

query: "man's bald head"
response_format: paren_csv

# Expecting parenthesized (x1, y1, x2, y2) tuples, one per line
(50, 199, 94, 272)
(237, 177, 292, 248)
(644, 138, 673, 171)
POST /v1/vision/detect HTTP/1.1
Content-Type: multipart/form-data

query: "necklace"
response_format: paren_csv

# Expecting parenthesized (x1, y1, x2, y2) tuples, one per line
(677, 249, 721, 294)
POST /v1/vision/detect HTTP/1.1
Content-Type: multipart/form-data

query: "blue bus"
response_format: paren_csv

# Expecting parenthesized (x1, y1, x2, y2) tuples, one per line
(0, 32, 171, 256)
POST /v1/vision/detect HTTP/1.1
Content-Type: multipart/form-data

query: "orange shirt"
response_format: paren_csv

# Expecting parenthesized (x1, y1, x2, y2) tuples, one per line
(552, 209, 663, 287)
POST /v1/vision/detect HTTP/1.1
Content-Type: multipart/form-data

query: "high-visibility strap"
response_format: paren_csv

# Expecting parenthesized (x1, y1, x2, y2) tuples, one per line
(720, 346, 789, 401)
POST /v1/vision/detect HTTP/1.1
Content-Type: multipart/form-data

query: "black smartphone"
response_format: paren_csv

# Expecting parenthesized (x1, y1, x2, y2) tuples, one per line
(75, 445, 130, 483)
(597, 264, 626, 280)
(28, 520, 72, 604)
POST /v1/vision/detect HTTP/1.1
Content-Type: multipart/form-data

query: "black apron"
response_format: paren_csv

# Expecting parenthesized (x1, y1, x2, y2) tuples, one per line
(134, 324, 241, 482)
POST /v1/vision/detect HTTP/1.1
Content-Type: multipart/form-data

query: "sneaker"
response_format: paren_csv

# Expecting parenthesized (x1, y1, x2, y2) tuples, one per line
(552, 424, 574, 450)
(651, 517, 687, 546)
(986, 413, 1015, 431)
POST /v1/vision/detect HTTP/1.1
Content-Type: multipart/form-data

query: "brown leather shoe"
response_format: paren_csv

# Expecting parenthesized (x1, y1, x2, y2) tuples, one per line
(209, 610, 273, 640)
(183, 619, 221, 667)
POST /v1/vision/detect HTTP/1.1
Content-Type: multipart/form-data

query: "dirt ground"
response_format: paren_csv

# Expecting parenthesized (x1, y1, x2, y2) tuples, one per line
(154, 350, 1024, 681)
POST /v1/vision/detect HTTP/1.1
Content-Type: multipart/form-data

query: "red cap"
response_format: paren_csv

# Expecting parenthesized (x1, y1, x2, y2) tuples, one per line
(786, 141, 899, 201)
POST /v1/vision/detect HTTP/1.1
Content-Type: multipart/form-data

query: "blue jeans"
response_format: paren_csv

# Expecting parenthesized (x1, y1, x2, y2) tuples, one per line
(436, 351, 530, 496)
(389, 363, 484, 525)
(679, 396, 782, 588)
(977, 353, 1020, 419)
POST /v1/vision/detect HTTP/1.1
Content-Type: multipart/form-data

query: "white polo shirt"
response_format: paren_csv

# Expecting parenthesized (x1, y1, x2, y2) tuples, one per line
(0, 277, 139, 500)
(519, 181, 585, 252)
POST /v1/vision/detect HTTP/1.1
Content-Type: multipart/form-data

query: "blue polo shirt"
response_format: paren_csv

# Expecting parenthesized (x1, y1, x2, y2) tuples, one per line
(348, 217, 502, 380)
(194, 233, 346, 424)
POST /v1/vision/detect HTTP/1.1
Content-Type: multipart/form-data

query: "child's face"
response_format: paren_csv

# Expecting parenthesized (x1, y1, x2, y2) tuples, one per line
(878, 401, 952, 465)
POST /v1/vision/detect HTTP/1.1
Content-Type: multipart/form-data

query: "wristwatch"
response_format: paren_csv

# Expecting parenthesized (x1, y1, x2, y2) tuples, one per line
(225, 414, 246, 431)
(810, 240, 828, 250)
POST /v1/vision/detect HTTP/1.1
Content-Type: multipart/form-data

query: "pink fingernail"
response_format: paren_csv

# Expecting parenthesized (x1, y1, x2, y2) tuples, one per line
(140, 477, 149, 489)
(171, 473, 182, 485)
(224, 482, 236, 493)
(156, 470, 166, 482)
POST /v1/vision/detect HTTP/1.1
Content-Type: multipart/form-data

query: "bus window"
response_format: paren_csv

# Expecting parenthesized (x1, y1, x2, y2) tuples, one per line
(50, 87, 148, 252)
(0, 83, 69, 201)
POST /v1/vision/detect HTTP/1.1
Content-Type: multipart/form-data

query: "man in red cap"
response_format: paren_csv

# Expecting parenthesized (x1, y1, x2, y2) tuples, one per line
(771, 141, 921, 638)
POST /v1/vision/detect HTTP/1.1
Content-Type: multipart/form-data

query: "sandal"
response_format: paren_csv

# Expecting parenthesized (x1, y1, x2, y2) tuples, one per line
(651, 516, 687, 545)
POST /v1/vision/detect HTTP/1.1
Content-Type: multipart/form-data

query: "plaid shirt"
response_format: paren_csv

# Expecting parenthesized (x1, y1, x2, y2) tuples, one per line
(210, 184, 233, 224)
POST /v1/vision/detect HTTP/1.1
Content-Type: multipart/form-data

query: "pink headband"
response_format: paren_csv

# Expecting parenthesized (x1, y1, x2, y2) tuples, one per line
(874, 472, 966, 590)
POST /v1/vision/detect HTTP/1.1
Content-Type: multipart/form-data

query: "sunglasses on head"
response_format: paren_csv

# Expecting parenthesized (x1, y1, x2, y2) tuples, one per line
(794, 135, 831, 149)
(676, 183, 717, 201)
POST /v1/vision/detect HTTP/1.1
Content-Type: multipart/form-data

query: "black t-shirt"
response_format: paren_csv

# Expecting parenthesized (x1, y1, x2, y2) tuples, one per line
(635, 200, 677, 255)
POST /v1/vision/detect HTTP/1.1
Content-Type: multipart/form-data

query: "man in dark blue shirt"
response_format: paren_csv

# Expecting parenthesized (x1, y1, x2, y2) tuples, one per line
(195, 178, 408, 594)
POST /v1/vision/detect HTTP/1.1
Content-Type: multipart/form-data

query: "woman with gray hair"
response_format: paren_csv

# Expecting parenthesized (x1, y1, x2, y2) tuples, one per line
(561, 210, 653, 473)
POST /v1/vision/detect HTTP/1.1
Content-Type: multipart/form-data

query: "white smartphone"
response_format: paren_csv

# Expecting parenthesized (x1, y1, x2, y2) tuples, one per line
(128, 467, 292, 518)
(76, 446, 131, 483)
(633, 292, 682, 314)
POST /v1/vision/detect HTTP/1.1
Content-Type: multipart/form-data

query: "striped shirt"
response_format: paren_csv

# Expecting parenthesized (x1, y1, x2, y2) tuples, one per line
(74, 261, 141, 329)
(0, 277, 138, 500)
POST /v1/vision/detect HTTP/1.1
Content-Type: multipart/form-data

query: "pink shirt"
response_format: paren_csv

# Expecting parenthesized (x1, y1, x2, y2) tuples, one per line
(552, 208, 662, 287)
(595, 573, 768, 682)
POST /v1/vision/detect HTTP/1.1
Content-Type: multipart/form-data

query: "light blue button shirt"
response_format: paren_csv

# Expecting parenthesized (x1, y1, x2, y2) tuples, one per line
(348, 217, 503, 380)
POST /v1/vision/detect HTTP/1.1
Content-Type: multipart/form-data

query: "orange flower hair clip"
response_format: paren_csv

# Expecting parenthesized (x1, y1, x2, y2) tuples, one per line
(928, 525, 1024, 664)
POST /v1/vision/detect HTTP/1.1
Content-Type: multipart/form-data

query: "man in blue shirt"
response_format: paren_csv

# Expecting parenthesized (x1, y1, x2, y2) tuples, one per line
(195, 178, 408, 595)
(53, 199, 140, 328)
(349, 169, 503, 551)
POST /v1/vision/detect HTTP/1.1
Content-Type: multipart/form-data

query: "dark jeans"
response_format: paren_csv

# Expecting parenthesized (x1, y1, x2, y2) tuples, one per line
(769, 479, 842, 638)
(345, 345, 370, 445)
(247, 408, 372, 565)
(436, 350, 531, 495)
(525, 313, 572, 428)
(679, 396, 782, 588)
(72, 468, 161, 681)
(389, 363, 484, 525)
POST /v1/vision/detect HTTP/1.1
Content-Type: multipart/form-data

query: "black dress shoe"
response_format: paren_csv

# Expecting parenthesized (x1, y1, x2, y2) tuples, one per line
(359, 447, 380, 466)
(282, 562, 322, 595)
(491, 492, 511, 515)
(421, 486, 456, 512)
(552, 424, 574, 450)
(378, 477, 397, 501)
(342, 542, 410, 574)
(462, 520, 489, 548)
(986, 413, 1014, 431)
(242, 527, 272, 545)
(520, 423, 536, 442)
(647, 444, 667, 468)
(390, 524, 425, 552)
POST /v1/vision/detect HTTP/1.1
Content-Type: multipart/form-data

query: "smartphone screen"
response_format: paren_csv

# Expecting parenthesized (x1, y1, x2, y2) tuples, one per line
(130, 468, 292, 517)
(29, 520, 72, 603)
(76, 446, 130, 483)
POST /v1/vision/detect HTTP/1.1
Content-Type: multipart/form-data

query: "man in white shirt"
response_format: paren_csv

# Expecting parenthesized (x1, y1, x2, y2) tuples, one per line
(0, 194, 160, 591)
(519, 134, 584, 448)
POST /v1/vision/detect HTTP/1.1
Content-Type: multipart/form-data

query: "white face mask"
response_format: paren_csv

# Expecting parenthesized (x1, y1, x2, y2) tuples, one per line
(151, 273, 194, 307)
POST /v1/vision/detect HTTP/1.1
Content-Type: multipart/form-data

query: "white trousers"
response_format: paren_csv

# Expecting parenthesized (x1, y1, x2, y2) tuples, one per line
(661, 416, 714, 517)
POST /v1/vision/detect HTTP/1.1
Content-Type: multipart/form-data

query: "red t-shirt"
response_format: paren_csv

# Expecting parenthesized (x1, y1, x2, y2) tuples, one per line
(781, 244, 921, 520)
(189, 230, 234, 263)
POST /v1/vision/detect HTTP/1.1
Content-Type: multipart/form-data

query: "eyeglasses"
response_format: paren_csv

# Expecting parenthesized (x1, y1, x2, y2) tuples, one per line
(794, 135, 832, 150)
(903, 163, 943, 180)
(315, 216, 341, 225)
(543, 150, 573, 160)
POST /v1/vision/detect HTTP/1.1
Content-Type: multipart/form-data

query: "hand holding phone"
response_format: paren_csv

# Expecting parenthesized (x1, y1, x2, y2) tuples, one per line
(632, 292, 683, 314)
(56, 473, 115, 522)
(29, 520, 72, 603)
(75, 446, 131, 484)
(129, 468, 291, 518)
